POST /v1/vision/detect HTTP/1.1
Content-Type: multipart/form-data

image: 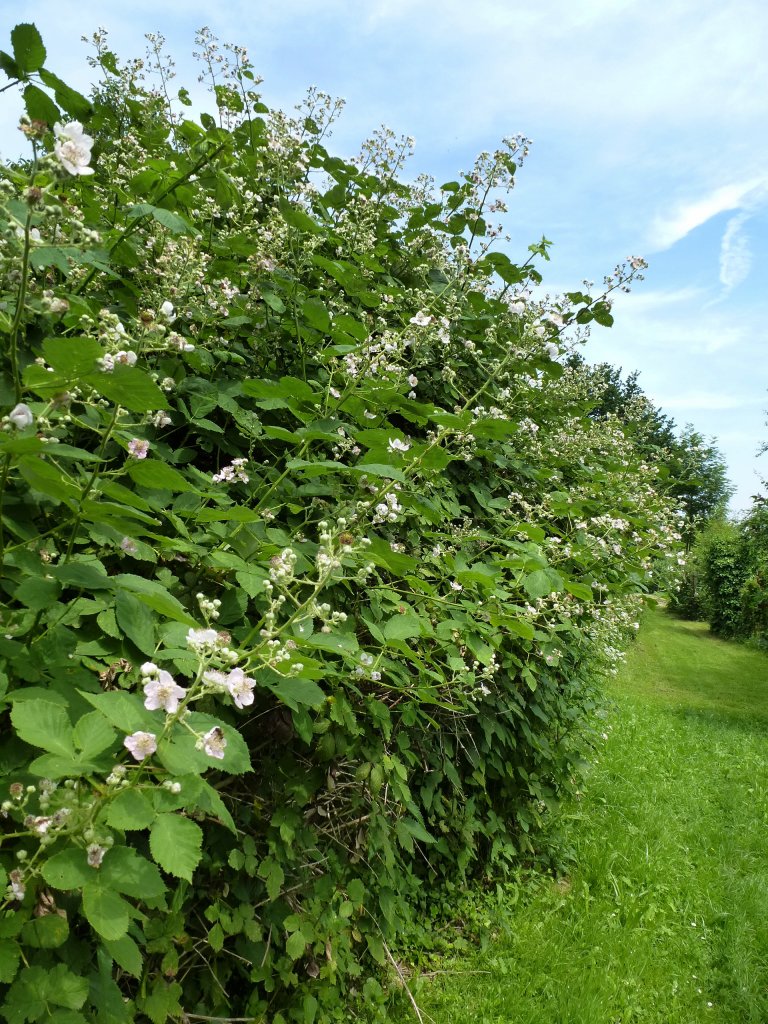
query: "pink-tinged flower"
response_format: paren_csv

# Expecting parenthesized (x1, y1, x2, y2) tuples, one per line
(143, 670, 187, 714)
(202, 726, 227, 760)
(120, 537, 138, 555)
(87, 843, 106, 868)
(53, 121, 95, 176)
(123, 731, 157, 760)
(226, 668, 255, 709)
(8, 403, 33, 429)
(127, 438, 149, 460)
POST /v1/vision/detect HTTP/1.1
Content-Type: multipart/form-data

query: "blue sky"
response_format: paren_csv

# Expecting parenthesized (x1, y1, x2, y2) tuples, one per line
(3, 0, 766, 511)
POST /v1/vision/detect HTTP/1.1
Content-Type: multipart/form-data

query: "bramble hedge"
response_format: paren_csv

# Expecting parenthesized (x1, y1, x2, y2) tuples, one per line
(0, 24, 682, 1023)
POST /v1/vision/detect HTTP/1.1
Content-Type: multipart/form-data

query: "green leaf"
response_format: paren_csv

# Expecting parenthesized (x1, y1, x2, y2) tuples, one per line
(127, 203, 192, 235)
(11, 700, 74, 757)
(1, 967, 47, 1024)
(82, 883, 130, 940)
(115, 589, 156, 655)
(37, 68, 91, 118)
(383, 613, 423, 642)
(257, 856, 284, 901)
(42, 849, 91, 890)
(0, 938, 20, 984)
(86, 365, 169, 413)
(23, 83, 59, 125)
(28, 753, 94, 779)
(523, 568, 564, 599)
(140, 981, 183, 1024)
(301, 297, 330, 332)
(105, 788, 155, 830)
(79, 690, 158, 734)
(12, 24, 46, 74)
(73, 711, 117, 758)
(14, 575, 61, 609)
(42, 337, 102, 378)
(100, 846, 165, 899)
(126, 460, 191, 492)
(0, 51, 21, 81)
(103, 934, 143, 978)
(113, 574, 196, 626)
(149, 814, 203, 881)
(564, 579, 594, 602)
(285, 929, 307, 960)
(268, 676, 325, 710)
(20, 913, 69, 948)
(193, 779, 236, 834)
(158, 713, 251, 776)
(52, 559, 113, 591)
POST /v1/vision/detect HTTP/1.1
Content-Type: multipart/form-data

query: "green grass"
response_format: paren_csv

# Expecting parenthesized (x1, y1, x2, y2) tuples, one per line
(391, 611, 768, 1024)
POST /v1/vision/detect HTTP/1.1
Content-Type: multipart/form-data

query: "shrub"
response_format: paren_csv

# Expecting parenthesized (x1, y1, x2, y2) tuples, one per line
(0, 24, 682, 1023)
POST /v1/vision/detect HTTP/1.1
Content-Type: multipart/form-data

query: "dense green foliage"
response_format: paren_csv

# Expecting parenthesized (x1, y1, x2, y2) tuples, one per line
(568, 356, 733, 545)
(393, 610, 768, 1023)
(685, 498, 768, 646)
(0, 24, 683, 1023)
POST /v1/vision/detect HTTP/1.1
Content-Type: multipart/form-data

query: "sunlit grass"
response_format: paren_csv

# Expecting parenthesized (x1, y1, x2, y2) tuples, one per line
(390, 610, 768, 1023)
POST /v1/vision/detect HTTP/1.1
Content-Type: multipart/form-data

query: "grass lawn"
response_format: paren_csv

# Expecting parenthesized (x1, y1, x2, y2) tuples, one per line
(390, 611, 768, 1023)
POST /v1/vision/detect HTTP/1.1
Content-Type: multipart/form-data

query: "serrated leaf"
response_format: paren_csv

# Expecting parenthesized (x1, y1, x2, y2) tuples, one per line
(23, 82, 59, 124)
(86, 365, 169, 413)
(564, 579, 594, 602)
(42, 336, 102, 378)
(112, 574, 196, 626)
(38, 68, 91, 118)
(14, 574, 61, 609)
(383, 613, 422, 641)
(0, 938, 20, 984)
(149, 814, 203, 881)
(11, 700, 74, 757)
(100, 847, 165, 899)
(105, 788, 155, 830)
(82, 883, 130, 940)
(0, 50, 21, 81)
(257, 856, 284, 901)
(268, 676, 325, 710)
(12, 24, 46, 74)
(79, 690, 157, 734)
(157, 713, 251, 776)
(115, 589, 156, 655)
(42, 848, 91, 890)
(301, 297, 330, 332)
(73, 711, 117, 758)
(20, 913, 69, 949)
(103, 934, 143, 977)
(140, 981, 183, 1024)
(285, 929, 307, 959)
(523, 568, 563, 599)
(127, 203, 192, 235)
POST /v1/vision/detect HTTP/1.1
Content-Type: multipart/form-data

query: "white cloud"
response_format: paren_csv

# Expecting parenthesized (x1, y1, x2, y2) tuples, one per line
(718, 211, 752, 294)
(647, 177, 768, 251)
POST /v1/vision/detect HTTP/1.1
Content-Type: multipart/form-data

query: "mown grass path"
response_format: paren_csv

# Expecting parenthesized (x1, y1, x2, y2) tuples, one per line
(397, 611, 768, 1023)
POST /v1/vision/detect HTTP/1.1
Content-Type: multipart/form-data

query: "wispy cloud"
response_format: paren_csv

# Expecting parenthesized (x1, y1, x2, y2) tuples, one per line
(718, 211, 752, 295)
(647, 177, 768, 251)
